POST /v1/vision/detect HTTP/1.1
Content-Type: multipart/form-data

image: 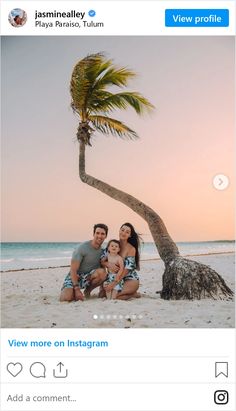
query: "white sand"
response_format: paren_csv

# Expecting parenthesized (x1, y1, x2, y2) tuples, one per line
(1, 254, 234, 328)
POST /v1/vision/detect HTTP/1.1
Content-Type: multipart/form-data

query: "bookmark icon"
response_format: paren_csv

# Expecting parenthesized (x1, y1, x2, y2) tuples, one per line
(215, 362, 228, 378)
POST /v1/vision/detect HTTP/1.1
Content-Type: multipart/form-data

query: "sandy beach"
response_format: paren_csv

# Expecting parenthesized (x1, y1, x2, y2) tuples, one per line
(1, 253, 234, 328)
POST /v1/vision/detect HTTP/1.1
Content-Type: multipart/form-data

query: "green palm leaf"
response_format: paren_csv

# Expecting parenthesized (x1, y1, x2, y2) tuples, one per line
(89, 92, 154, 114)
(93, 67, 136, 89)
(70, 52, 154, 141)
(70, 53, 105, 116)
(89, 115, 138, 140)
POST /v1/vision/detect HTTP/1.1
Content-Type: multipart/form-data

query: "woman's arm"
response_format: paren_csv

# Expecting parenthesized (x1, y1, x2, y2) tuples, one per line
(104, 257, 125, 292)
(114, 247, 136, 283)
(115, 256, 125, 282)
(101, 257, 119, 273)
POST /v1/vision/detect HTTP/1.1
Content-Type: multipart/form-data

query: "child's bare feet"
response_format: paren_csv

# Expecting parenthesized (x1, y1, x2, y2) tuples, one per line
(106, 291, 112, 300)
(111, 290, 118, 300)
(98, 286, 106, 298)
(83, 288, 91, 299)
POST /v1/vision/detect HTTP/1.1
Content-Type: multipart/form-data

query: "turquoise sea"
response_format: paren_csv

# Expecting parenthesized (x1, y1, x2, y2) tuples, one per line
(0, 241, 235, 272)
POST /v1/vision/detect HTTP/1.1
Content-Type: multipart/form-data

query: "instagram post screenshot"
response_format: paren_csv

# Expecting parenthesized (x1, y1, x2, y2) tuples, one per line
(0, 1, 235, 410)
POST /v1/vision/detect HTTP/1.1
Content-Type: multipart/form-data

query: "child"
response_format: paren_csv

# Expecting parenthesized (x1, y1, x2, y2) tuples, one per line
(103, 239, 124, 299)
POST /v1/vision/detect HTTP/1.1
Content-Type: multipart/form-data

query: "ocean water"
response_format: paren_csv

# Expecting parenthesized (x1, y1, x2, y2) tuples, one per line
(0, 241, 235, 272)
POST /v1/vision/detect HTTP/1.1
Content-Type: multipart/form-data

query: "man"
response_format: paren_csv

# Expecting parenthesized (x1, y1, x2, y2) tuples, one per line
(60, 223, 108, 302)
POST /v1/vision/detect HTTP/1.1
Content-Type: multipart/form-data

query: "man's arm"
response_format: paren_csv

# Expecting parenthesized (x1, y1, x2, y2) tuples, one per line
(100, 256, 108, 269)
(70, 259, 84, 301)
(70, 260, 80, 285)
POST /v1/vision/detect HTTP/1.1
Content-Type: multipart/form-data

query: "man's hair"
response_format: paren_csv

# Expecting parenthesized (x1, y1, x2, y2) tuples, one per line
(93, 223, 108, 235)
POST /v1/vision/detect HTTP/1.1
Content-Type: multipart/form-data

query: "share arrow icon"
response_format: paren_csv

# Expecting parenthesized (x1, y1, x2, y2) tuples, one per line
(53, 362, 68, 378)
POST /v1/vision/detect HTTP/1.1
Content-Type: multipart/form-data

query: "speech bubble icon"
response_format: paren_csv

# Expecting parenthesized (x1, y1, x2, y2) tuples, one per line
(30, 362, 46, 378)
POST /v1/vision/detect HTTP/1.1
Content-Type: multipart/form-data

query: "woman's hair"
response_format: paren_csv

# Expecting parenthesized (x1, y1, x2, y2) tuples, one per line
(120, 222, 141, 270)
(106, 239, 120, 252)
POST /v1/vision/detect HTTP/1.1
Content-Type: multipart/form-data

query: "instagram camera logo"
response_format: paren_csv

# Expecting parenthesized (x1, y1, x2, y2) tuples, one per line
(214, 390, 229, 405)
(8, 8, 27, 28)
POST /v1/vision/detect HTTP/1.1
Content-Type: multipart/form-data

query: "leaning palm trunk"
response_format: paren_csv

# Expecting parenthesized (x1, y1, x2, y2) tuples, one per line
(71, 53, 233, 300)
(78, 137, 233, 301)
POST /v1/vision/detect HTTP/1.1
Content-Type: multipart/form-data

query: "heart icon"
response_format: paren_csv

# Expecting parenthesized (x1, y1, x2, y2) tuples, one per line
(7, 362, 23, 377)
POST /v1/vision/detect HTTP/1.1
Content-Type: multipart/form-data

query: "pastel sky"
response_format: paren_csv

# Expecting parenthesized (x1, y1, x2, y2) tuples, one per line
(1, 36, 235, 242)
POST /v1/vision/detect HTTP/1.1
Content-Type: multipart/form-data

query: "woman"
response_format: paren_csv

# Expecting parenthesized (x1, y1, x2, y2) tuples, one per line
(101, 222, 141, 300)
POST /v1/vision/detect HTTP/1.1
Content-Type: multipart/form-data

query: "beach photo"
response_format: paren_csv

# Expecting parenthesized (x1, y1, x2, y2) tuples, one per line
(1, 36, 235, 328)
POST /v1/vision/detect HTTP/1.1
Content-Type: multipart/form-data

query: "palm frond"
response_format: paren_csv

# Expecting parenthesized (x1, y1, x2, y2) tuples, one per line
(93, 67, 136, 90)
(70, 53, 106, 116)
(70, 62, 90, 115)
(70, 52, 154, 136)
(89, 91, 154, 114)
(89, 115, 138, 140)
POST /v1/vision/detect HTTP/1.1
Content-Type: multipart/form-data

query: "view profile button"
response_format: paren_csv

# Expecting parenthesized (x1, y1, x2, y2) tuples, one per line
(165, 9, 229, 27)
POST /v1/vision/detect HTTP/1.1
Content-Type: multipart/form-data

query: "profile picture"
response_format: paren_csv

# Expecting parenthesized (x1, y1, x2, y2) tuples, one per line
(8, 8, 27, 27)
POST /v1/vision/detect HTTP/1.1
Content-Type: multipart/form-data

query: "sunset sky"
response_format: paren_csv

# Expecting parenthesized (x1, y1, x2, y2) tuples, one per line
(1, 36, 235, 242)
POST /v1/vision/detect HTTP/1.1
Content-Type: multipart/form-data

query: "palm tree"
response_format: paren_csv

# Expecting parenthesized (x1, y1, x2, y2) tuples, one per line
(70, 53, 233, 300)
